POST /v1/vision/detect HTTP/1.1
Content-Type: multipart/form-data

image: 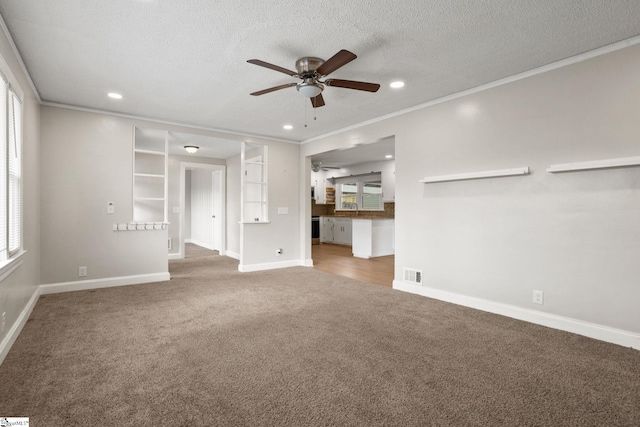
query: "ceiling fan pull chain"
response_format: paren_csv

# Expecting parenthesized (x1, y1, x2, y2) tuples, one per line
(304, 96, 308, 128)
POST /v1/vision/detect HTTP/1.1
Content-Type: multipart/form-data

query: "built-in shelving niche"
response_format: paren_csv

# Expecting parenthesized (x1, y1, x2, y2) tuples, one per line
(133, 127, 168, 222)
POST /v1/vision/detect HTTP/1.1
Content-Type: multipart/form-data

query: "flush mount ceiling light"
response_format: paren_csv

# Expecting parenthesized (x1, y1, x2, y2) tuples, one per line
(297, 80, 324, 98)
(184, 145, 199, 154)
(283, 124, 293, 130)
(390, 81, 405, 89)
(107, 92, 123, 99)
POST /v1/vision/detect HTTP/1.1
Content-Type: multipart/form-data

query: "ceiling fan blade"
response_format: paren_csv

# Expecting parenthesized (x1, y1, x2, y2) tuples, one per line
(250, 83, 297, 96)
(310, 93, 325, 108)
(316, 50, 357, 76)
(324, 79, 380, 92)
(247, 59, 298, 76)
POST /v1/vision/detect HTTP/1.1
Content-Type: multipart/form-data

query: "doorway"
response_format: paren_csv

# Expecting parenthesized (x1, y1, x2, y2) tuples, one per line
(179, 163, 226, 258)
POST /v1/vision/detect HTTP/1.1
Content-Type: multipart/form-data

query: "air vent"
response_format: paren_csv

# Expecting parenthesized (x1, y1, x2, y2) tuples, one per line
(167, 238, 172, 251)
(403, 268, 422, 284)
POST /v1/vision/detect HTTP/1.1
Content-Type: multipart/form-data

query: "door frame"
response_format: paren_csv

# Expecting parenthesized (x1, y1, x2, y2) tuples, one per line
(179, 162, 226, 258)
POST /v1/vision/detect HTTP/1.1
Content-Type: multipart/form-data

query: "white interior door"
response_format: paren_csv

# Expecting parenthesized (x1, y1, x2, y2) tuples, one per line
(212, 170, 222, 251)
(190, 169, 214, 250)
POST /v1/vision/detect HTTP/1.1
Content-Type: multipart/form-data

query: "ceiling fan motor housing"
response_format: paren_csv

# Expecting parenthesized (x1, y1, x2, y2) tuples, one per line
(295, 57, 325, 76)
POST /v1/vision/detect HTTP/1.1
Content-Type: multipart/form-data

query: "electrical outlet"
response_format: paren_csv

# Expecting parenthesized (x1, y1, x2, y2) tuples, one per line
(533, 290, 544, 305)
(276, 248, 282, 256)
(79, 266, 87, 277)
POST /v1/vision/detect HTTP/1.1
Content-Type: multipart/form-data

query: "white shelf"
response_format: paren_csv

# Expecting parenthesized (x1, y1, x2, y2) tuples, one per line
(245, 161, 267, 165)
(547, 156, 640, 173)
(244, 181, 267, 185)
(134, 149, 165, 156)
(135, 197, 165, 201)
(134, 173, 165, 178)
(420, 167, 530, 183)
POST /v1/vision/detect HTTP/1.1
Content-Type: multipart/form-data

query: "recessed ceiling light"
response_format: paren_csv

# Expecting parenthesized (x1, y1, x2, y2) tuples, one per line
(385, 154, 393, 159)
(390, 81, 405, 89)
(108, 92, 123, 99)
(283, 125, 293, 130)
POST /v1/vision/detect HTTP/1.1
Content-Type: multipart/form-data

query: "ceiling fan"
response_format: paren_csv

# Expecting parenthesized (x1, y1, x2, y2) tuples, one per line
(248, 49, 380, 108)
(311, 161, 341, 172)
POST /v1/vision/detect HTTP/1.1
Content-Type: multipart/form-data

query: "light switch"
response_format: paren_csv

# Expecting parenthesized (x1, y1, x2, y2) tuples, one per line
(107, 202, 115, 214)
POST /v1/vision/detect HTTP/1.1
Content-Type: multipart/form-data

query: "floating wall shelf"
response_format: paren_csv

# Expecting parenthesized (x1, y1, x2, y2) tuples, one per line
(420, 167, 530, 183)
(546, 156, 640, 173)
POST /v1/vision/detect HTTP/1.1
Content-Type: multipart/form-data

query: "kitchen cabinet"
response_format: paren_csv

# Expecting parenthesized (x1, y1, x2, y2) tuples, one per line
(352, 218, 394, 258)
(320, 217, 352, 245)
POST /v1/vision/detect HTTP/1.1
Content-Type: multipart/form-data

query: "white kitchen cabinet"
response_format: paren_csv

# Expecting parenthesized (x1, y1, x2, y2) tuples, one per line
(320, 217, 352, 246)
(334, 218, 352, 245)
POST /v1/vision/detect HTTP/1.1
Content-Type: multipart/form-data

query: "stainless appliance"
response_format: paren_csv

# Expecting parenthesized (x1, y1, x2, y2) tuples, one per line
(311, 216, 320, 245)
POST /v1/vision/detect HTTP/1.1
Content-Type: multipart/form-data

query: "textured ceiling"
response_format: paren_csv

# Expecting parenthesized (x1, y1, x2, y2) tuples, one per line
(1, 1, 640, 143)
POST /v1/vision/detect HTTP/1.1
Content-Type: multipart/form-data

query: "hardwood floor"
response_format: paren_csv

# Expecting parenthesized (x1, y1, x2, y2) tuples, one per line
(312, 243, 394, 287)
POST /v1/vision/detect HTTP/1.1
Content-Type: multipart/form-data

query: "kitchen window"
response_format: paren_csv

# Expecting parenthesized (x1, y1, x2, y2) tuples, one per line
(335, 172, 383, 211)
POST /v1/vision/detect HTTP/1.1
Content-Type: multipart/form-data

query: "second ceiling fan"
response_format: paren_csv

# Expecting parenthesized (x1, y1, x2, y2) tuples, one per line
(248, 49, 380, 108)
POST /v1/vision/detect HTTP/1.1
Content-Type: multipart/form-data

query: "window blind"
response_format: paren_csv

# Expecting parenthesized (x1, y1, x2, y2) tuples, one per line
(0, 81, 6, 258)
(8, 90, 21, 255)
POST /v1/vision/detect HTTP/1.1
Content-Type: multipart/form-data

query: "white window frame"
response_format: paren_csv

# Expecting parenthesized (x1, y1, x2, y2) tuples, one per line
(334, 172, 384, 212)
(0, 53, 25, 278)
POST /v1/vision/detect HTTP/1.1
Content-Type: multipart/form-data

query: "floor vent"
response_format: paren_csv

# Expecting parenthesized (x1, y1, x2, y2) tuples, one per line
(403, 268, 422, 284)
(167, 238, 172, 250)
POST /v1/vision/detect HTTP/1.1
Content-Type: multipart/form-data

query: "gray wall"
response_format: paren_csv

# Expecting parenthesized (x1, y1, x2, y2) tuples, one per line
(40, 107, 168, 284)
(0, 25, 40, 347)
(302, 43, 640, 335)
(240, 140, 300, 268)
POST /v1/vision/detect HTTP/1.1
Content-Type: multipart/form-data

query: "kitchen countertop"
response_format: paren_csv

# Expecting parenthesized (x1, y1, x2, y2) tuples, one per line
(321, 215, 394, 220)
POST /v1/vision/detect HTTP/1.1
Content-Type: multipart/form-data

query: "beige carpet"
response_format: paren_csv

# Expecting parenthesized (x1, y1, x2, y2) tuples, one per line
(1, 253, 639, 426)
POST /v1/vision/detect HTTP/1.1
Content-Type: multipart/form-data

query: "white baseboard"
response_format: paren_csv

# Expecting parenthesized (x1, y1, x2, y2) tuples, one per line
(0, 287, 40, 366)
(393, 280, 640, 350)
(302, 258, 314, 267)
(168, 252, 183, 260)
(40, 272, 171, 295)
(238, 259, 305, 273)
(225, 251, 240, 260)
(185, 239, 192, 243)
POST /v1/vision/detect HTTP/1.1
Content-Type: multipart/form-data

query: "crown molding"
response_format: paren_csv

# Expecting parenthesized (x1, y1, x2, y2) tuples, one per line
(301, 35, 640, 144)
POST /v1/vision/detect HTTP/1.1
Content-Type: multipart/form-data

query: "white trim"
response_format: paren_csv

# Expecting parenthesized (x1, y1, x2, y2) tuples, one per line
(420, 167, 530, 183)
(547, 156, 640, 173)
(40, 272, 170, 295)
(41, 101, 297, 144)
(0, 286, 40, 366)
(393, 281, 640, 350)
(238, 259, 305, 272)
(168, 253, 183, 260)
(0, 14, 35, 102)
(301, 258, 314, 267)
(302, 35, 640, 145)
(225, 250, 240, 260)
(0, 250, 26, 282)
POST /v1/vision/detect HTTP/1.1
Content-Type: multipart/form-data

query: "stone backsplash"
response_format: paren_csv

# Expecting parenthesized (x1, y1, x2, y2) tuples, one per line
(312, 200, 394, 218)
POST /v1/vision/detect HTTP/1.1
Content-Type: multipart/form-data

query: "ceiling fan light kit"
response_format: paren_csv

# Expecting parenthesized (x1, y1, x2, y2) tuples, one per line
(248, 49, 380, 109)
